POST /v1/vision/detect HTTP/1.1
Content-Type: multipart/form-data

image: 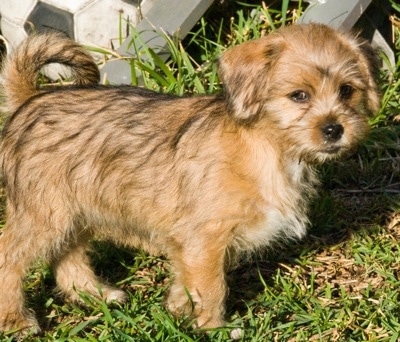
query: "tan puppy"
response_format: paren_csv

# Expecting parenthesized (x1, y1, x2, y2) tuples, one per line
(0, 23, 380, 338)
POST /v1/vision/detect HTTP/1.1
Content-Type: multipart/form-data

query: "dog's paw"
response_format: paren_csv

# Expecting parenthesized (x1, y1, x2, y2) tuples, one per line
(0, 311, 41, 337)
(63, 284, 128, 305)
(102, 287, 128, 304)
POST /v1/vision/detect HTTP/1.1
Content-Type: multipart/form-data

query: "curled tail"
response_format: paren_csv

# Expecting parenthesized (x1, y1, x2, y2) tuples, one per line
(0, 31, 100, 113)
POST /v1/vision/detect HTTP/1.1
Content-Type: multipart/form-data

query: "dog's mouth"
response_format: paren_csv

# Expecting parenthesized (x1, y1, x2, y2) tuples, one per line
(321, 145, 342, 154)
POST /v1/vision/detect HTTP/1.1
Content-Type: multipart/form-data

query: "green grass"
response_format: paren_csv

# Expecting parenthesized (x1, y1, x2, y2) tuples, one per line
(1, 1, 400, 341)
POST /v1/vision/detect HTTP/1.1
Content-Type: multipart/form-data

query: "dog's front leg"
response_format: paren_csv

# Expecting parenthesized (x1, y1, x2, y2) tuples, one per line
(166, 233, 228, 330)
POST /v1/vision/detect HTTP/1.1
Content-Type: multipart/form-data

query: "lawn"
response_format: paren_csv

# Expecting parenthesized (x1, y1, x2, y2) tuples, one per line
(1, 1, 400, 341)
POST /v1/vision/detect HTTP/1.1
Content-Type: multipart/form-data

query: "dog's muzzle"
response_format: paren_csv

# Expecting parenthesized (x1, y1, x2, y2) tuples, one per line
(321, 123, 344, 142)
(319, 122, 345, 154)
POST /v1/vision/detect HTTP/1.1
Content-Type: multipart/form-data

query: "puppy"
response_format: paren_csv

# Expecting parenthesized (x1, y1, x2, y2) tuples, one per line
(0, 23, 380, 338)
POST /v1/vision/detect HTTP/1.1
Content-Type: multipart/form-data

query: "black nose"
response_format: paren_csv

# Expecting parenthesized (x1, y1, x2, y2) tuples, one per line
(321, 123, 344, 141)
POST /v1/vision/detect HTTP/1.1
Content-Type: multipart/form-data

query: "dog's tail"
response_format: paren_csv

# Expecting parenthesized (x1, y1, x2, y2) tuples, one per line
(0, 31, 100, 113)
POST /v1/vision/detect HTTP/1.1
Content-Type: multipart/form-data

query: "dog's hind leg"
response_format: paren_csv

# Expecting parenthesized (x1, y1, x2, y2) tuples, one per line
(0, 210, 65, 334)
(52, 236, 127, 304)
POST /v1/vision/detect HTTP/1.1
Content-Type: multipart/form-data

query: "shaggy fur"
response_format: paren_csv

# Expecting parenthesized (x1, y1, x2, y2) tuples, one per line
(0, 24, 380, 338)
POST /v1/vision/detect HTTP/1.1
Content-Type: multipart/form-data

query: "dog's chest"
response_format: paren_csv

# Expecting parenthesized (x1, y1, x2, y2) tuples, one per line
(232, 160, 316, 251)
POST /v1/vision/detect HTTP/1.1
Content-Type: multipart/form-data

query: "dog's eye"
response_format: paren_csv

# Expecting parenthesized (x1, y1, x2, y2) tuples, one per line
(289, 90, 309, 103)
(339, 84, 354, 100)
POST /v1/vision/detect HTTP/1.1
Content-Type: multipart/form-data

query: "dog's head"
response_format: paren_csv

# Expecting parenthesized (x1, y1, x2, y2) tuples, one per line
(218, 23, 380, 162)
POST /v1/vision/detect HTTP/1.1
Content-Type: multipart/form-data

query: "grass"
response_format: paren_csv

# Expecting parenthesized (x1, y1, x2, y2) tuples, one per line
(1, 0, 400, 341)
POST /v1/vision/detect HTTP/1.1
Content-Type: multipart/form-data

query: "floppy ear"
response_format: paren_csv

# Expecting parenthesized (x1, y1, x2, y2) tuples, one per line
(218, 36, 284, 123)
(356, 40, 381, 116)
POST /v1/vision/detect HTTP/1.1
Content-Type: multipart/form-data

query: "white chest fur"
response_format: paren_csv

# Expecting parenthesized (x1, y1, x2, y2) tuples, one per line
(230, 159, 317, 255)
